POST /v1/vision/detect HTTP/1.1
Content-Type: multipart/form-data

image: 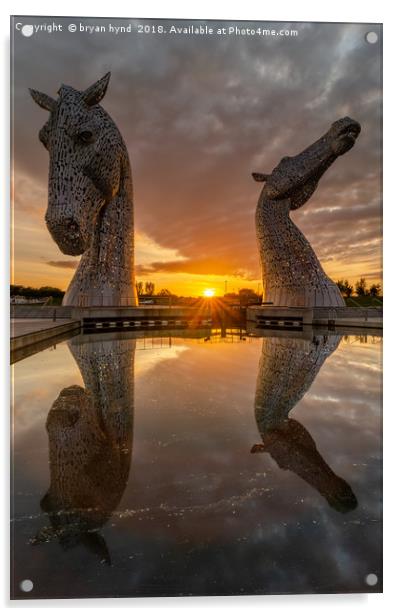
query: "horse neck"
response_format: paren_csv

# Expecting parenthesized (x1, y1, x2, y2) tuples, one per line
(255, 192, 342, 306)
(64, 151, 136, 306)
(92, 155, 134, 272)
(254, 335, 341, 431)
(68, 337, 135, 447)
(256, 196, 296, 239)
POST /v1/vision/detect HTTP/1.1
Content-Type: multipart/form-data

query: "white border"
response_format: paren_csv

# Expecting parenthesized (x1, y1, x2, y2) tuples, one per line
(2, 1, 397, 613)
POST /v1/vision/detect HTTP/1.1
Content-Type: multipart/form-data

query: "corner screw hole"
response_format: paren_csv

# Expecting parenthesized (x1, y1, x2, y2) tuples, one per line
(20, 579, 33, 592)
(365, 32, 378, 44)
(365, 573, 378, 586)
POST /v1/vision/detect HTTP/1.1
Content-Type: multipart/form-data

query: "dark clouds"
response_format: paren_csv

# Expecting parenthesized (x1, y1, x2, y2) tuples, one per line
(12, 17, 382, 287)
(47, 260, 79, 269)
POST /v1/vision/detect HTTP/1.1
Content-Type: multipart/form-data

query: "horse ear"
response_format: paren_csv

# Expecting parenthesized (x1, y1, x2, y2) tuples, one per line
(252, 172, 269, 183)
(29, 88, 56, 112)
(82, 72, 111, 106)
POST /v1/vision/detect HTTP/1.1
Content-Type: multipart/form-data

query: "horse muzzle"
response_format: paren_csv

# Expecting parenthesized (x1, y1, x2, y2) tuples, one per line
(45, 212, 87, 255)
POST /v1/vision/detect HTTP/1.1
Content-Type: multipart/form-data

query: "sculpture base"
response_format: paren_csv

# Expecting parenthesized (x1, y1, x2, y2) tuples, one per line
(62, 291, 138, 308)
(262, 284, 345, 308)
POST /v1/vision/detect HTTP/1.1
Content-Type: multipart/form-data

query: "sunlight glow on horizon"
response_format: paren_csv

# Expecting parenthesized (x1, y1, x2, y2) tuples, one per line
(12, 171, 382, 296)
(203, 288, 215, 297)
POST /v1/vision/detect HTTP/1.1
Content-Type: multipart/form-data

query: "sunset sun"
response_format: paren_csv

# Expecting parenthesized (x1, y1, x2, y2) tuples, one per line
(203, 288, 215, 297)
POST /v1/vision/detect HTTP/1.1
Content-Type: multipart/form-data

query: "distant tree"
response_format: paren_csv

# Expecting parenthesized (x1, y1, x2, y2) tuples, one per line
(336, 279, 353, 297)
(238, 288, 260, 305)
(223, 292, 239, 300)
(10, 284, 63, 299)
(136, 281, 143, 296)
(37, 286, 64, 299)
(159, 288, 171, 296)
(343, 279, 353, 298)
(369, 283, 381, 298)
(20, 286, 36, 298)
(145, 281, 155, 296)
(10, 285, 24, 296)
(355, 278, 368, 296)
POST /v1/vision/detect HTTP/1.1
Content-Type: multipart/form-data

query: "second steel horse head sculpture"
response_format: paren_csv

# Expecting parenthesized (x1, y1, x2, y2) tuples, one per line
(253, 117, 361, 307)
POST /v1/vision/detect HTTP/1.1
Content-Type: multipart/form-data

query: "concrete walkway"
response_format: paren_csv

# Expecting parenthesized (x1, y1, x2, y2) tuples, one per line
(11, 319, 81, 360)
(11, 318, 74, 338)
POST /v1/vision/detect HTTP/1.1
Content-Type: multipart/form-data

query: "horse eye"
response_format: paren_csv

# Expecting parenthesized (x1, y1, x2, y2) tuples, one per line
(77, 130, 94, 144)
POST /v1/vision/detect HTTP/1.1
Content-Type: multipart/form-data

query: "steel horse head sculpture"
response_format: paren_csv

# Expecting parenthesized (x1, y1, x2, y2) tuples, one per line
(253, 117, 361, 307)
(30, 72, 137, 306)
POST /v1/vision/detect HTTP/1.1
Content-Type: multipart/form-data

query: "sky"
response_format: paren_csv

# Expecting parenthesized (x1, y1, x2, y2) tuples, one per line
(11, 17, 382, 296)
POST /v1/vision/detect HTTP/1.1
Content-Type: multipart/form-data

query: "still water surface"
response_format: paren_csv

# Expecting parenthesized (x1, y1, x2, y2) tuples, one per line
(11, 328, 382, 598)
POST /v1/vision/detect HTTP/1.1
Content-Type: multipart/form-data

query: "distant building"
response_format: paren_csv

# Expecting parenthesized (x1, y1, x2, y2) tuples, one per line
(11, 296, 49, 305)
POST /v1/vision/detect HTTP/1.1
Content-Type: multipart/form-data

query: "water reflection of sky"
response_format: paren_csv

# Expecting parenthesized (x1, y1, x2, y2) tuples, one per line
(11, 332, 382, 598)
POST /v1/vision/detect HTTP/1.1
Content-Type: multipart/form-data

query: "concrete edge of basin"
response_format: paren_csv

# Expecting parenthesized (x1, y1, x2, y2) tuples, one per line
(10, 321, 81, 353)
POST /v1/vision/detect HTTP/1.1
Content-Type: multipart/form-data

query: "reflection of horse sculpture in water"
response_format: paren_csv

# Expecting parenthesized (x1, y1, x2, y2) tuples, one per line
(33, 335, 135, 563)
(251, 333, 357, 513)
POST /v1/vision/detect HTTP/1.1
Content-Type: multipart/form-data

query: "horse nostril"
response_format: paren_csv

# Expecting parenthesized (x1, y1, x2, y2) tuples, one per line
(67, 219, 79, 232)
(46, 215, 80, 238)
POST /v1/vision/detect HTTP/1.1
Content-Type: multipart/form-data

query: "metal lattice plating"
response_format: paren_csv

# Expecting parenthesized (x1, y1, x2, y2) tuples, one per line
(30, 73, 138, 307)
(253, 117, 361, 307)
